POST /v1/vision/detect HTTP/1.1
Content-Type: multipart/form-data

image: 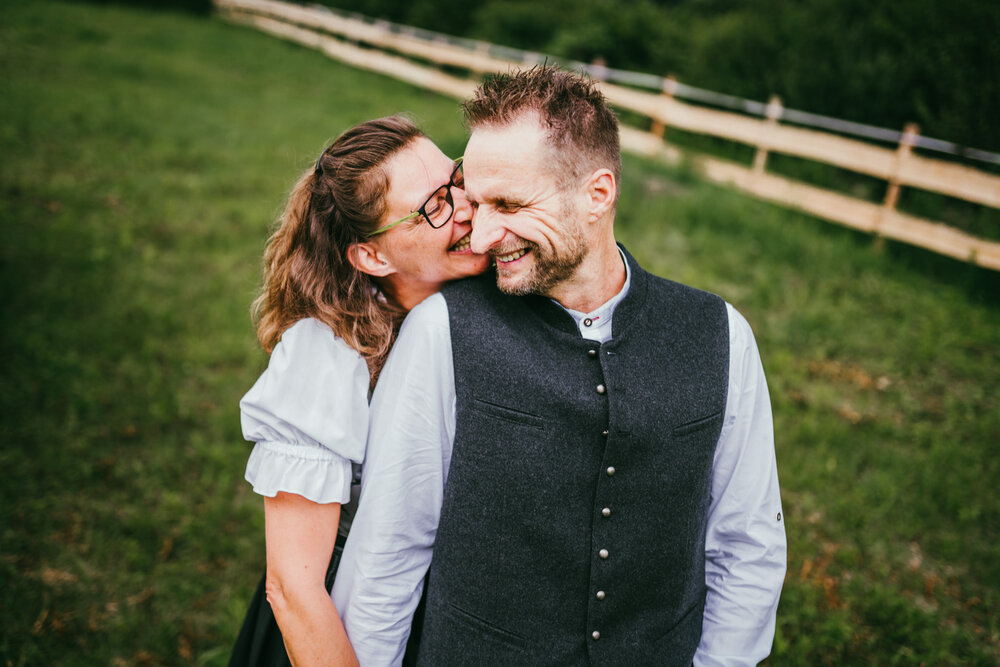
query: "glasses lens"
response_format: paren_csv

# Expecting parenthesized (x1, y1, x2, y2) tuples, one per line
(451, 161, 464, 189)
(422, 185, 454, 228)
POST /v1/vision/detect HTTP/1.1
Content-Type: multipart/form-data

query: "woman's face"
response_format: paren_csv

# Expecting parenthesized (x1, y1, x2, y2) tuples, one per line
(374, 137, 490, 297)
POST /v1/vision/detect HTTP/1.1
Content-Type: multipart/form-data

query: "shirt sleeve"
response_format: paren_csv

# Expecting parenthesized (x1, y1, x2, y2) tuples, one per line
(239, 318, 370, 505)
(695, 304, 787, 667)
(331, 293, 455, 667)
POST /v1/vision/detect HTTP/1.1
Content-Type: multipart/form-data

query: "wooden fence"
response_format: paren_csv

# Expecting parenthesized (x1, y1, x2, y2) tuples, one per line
(215, 0, 1000, 271)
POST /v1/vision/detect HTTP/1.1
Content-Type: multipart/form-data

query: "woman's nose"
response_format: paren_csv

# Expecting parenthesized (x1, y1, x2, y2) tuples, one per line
(450, 185, 473, 225)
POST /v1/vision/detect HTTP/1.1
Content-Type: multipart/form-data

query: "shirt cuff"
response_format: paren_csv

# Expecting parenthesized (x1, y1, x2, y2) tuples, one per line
(244, 441, 353, 504)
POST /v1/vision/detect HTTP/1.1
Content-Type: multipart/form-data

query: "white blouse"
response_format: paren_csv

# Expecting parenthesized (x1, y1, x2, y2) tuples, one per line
(240, 318, 369, 505)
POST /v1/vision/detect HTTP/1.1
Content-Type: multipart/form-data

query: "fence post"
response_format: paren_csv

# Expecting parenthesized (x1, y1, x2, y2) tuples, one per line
(752, 95, 783, 174)
(872, 123, 920, 252)
(884, 123, 919, 211)
(589, 57, 609, 82)
(649, 74, 676, 140)
(874, 123, 919, 250)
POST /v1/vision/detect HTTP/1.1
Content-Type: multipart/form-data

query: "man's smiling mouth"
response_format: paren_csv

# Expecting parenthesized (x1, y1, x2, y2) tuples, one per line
(495, 248, 528, 263)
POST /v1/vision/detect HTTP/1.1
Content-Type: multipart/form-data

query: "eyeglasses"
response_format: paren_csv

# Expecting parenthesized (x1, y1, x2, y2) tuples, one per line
(365, 159, 464, 237)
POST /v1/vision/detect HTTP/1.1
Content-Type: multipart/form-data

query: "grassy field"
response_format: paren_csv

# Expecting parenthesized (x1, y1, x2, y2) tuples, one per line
(1, 2, 998, 664)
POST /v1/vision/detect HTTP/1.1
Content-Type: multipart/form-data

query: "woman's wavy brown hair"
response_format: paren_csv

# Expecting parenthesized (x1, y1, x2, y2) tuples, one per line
(252, 116, 423, 375)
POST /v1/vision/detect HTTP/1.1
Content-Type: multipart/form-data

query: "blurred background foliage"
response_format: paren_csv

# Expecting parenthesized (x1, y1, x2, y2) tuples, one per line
(309, 0, 1000, 153)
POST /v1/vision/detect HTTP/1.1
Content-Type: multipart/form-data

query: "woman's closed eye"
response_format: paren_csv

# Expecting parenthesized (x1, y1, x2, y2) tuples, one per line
(424, 192, 449, 220)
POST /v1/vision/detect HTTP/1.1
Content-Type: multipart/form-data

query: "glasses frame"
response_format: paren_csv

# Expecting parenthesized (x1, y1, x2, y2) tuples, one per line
(365, 158, 464, 237)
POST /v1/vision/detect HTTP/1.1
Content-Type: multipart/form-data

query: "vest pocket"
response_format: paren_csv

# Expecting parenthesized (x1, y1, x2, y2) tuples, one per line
(651, 598, 705, 657)
(471, 397, 546, 431)
(440, 601, 534, 651)
(671, 409, 723, 437)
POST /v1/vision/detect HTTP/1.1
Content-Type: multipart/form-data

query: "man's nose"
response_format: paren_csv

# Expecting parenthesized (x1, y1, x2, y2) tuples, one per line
(469, 208, 505, 254)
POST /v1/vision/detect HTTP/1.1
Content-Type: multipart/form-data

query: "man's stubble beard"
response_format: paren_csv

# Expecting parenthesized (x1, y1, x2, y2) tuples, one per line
(495, 198, 588, 297)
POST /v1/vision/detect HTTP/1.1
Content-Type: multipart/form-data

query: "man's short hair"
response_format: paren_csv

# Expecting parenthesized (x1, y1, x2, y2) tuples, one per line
(463, 66, 621, 194)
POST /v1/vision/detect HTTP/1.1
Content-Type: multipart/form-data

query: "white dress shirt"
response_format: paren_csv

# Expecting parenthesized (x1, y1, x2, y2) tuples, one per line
(333, 276, 786, 666)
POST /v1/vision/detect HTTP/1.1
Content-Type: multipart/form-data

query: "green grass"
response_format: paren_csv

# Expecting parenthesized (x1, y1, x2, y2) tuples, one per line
(1, 2, 998, 664)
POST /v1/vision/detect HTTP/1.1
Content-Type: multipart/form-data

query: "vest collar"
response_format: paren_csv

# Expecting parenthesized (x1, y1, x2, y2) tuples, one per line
(525, 244, 649, 339)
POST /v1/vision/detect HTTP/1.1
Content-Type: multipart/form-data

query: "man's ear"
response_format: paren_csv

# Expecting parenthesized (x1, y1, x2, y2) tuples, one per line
(347, 242, 395, 278)
(584, 168, 617, 220)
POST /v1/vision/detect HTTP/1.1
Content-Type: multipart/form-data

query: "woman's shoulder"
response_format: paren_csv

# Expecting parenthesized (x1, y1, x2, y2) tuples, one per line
(241, 316, 371, 472)
(280, 318, 360, 352)
(273, 318, 366, 367)
(241, 318, 368, 502)
(244, 317, 370, 414)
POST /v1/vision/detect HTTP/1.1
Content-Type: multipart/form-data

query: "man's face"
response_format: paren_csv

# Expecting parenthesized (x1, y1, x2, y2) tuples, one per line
(463, 116, 589, 297)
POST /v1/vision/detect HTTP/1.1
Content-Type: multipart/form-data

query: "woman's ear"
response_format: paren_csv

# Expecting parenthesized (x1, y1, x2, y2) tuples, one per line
(584, 168, 617, 220)
(347, 242, 395, 278)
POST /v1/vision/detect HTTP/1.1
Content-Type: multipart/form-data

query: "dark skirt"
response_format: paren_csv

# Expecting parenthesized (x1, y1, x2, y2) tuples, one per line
(229, 534, 427, 667)
(228, 569, 293, 667)
(228, 535, 425, 666)
(228, 535, 344, 667)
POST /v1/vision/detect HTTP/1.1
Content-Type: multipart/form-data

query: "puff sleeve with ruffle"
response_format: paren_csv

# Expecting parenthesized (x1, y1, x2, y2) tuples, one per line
(239, 318, 369, 504)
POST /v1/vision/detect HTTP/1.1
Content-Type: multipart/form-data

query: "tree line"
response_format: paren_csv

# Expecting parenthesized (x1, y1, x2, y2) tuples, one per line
(316, 0, 1000, 154)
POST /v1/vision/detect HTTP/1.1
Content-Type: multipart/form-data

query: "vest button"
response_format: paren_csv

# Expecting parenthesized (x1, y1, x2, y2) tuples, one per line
(601, 429, 609, 437)
(606, 466, 615, 476)
(596, 384, 606, 394)
(596, 590, 606, 600)
(599, 548, 609, 559)
(592, 630, 601, 640)
(587, 349, 597, 358)
(602, 507, 611, 517)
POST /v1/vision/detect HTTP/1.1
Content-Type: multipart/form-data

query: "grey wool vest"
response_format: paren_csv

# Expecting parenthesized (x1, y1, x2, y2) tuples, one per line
(416, 248, 729, 666)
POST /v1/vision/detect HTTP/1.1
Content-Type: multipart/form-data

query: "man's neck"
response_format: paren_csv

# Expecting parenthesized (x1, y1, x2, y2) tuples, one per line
(546, 235, 626, 313)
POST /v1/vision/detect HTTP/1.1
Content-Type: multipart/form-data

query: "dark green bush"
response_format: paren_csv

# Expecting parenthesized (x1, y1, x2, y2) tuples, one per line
(73, 0, 213, 14)
(313, 0, 1000, 152)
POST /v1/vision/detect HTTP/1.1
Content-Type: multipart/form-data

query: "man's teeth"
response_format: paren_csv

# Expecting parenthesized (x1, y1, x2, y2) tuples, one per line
(496, 249, 528, 263)
(450, 233, 471, 252)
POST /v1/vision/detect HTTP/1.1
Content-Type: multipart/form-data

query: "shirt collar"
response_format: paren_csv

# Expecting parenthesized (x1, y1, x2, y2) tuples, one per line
(555, 247, 632, 342)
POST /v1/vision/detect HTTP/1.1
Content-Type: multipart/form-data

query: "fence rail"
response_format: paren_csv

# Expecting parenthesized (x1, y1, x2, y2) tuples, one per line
(216, 0, 1000, 271)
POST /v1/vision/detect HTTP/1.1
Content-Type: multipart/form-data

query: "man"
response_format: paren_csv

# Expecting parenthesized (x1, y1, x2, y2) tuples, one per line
(332, 66, 786, 666)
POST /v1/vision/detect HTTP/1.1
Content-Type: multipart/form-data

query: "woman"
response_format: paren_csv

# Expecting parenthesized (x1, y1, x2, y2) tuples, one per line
(229, 116, 488, 666)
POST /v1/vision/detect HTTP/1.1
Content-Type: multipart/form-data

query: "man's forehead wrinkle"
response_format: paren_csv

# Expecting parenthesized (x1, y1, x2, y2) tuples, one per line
(464, 119, 550, 202)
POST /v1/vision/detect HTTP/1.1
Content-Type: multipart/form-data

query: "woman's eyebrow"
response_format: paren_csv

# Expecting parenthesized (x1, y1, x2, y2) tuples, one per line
(419, 161, 460, 200)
